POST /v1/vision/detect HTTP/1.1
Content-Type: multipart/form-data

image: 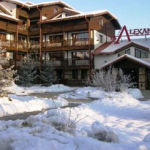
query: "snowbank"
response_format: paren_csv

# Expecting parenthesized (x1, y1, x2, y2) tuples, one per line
(6, 83, 75, 95)
(0, 95, 68, 117)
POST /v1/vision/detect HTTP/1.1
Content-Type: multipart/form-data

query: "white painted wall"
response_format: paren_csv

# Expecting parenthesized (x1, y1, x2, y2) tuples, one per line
(93, 30, 111, 49)
(94, 46, 150, 69)
(0, 1, 17, 17)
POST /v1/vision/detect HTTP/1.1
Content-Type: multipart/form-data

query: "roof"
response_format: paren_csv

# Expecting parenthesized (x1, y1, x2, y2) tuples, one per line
(3, 0, 74, 9)
(0, 12, 19, 22)
(0, 4, 12, 15)
(39, 10, 121, 29)
(93, 38, 150, 55)
(101, 54, 150, 69)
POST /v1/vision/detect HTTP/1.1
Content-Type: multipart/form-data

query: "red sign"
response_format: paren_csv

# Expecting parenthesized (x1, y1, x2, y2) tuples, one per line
(114, 26, 150, 44)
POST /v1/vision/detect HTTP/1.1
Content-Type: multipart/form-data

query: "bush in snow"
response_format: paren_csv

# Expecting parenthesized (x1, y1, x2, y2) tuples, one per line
(24, 110, 76, 135)
(87, 66, 135, 92)
(40, 62, 57, 86)
(16, 54, 38, 87)
(91, 121, 119, 143)
(0, 42, 17, 96)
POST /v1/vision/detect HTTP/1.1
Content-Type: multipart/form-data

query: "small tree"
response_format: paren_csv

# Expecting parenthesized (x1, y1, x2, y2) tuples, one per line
(16, 54, 38, 87)
(40, 62, 57, 86)
(87, 66, 135, 92)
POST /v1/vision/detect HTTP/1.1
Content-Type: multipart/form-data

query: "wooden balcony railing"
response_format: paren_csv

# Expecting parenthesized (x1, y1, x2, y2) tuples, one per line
(29, 25, 39, 32)
(43, 38, 93, 48)
(18, 25, 28, 31)
(47, 59, 90, 67)
(29, 41, 40, 50)
(0, 40, 16, 49)
(0, 40, 28, 51)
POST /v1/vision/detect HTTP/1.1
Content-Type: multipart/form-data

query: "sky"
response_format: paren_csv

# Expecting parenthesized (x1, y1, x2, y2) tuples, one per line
(21, 0, 150, 38)
(26, 0, 150, 29)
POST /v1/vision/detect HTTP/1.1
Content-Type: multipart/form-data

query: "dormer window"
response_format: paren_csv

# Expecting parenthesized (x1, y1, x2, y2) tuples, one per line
(99, 18, 103, 26)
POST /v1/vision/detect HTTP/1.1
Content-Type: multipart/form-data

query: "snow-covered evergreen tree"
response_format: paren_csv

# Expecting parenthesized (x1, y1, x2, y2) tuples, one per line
(16, 54, 38, 87)
(40, 62, 57, 86)
(0, 40, 16, 95)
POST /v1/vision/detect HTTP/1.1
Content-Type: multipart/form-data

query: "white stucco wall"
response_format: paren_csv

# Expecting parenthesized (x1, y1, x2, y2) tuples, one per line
(93, 30, 111, 49)
(94, 46, 150, 69)
(0, 2, 17, 17)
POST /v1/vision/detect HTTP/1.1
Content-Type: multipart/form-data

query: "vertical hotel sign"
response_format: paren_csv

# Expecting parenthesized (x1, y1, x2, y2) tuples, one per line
(115, 26, 150, 44)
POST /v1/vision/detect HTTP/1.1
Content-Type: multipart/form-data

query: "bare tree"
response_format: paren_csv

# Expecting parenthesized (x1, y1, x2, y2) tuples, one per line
(87, 66, 135, 92)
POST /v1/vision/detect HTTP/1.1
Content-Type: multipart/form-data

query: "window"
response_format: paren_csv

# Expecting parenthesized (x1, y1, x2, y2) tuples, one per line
(81, 70, 88, 79)
(99, 18, 103, 26)
(99, 35, 103, 43)
(118, 49, 130, 57)
(135, 48, 148, 58)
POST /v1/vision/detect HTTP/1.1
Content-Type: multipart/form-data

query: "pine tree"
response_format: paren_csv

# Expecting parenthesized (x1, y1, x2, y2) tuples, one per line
(40, 62, 57, 86)
(16, 54, 38, 87)
(0, 40, 16, 96)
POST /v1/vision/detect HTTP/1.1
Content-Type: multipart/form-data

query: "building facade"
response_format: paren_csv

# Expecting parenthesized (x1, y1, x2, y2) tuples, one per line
(0, 0, 121, 86)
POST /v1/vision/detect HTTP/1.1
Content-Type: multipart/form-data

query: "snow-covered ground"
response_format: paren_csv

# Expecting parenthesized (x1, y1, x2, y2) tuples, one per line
(0, 85, 150, 150)
(6, 83, 75, 95)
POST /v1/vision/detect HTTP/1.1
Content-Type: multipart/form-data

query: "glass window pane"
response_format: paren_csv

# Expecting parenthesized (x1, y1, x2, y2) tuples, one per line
(135, 49, 141, 58)
(141, 51, 148, 58)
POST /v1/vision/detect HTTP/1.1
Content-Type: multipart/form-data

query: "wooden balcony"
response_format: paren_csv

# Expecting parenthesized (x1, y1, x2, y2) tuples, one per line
(42, 38, 94, 51)
(0, 40, 16, 51)
(29, 25, 39, 35)
(0, 40, 28, 52)
(28, 41, 40, 51)
(47, 58, 90, 69)
(18, 25, 28, 35)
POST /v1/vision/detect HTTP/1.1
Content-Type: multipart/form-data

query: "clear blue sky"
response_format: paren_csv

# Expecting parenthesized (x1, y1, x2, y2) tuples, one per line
(25, 0, 150, 30)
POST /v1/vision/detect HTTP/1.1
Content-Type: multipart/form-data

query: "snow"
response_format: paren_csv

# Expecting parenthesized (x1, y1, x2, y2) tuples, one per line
(0, 86, 150, 150)
(6, 83, 75, 95)
(99, 38, 150, 54)
(0, 95, 68, 117)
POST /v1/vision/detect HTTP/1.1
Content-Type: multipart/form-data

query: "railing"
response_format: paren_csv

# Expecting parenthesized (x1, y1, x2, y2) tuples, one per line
(18, 25, 28, 31)
(0, 40, 16, 48)
(29, 25, 39, 32)
(28, 41, 40, 50)
(43, 38, 93, 48)
(47, 59, 89, 67)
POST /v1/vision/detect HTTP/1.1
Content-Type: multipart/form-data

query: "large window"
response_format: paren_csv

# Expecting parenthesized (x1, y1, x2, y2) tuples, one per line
(135, 48, 148, 58)
(118, 49, 130, 57)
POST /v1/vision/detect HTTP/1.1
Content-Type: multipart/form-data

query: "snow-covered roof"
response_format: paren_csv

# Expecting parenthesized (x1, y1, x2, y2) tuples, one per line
(40, 10, 118, 22)
(4, 0, 74, 9)
(63, 7, 82, 14)
(101, 54, 150, 69)
(93, 38, 150, 55)
(0, 12, 19, 22)
(0, 4, 12, 15)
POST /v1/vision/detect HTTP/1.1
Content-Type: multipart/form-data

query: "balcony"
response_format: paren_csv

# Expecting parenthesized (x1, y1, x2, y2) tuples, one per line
(47, 59, 90, 68)
(42, 38, 94, 51)
(29, 41, 40, 51)
(29, 25, 39, 35)
(18, 25, 28, 35)
(0, 40, 16, 50)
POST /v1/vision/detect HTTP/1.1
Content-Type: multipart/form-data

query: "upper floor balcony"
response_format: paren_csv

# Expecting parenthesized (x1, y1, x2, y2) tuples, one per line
(18, 25, 28, 35)
(0, 40, 28, 52)
(42, 38, 94, 51)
